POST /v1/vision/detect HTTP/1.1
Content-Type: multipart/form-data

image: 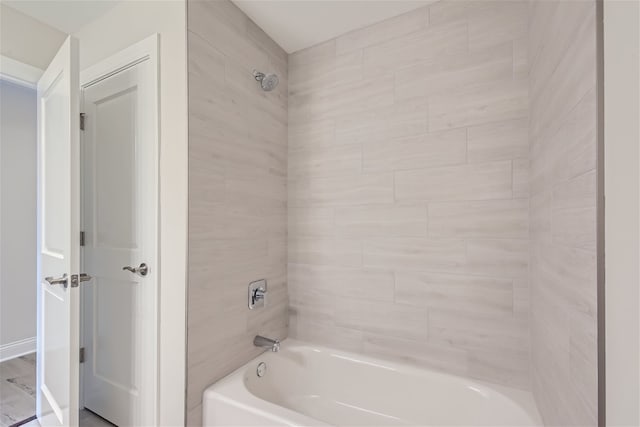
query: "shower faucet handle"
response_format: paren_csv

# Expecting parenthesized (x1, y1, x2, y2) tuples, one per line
(248, 279, 267, 310)
(253, 287, 266, 302)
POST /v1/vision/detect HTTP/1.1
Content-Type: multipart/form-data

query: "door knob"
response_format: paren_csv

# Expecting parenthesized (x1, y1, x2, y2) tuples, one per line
(123, 263, 148, 276)
(44, 273, 92, 288)
(71, 273, 92, 288)
(45, 274, 68, 287)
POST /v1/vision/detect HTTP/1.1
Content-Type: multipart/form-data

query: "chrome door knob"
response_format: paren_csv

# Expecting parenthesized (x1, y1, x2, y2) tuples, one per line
(73, 273, 93, 287)
(44, 273, 92, 288)
(45, 274, 68, 287)
(122, 263, 149, 276)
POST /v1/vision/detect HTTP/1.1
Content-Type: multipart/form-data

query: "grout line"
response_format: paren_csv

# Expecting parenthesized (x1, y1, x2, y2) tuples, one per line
(392, 270, 398, 303)
(511, 159, 516, 199)
(465, 22, 470, 51)
(465, 127, 469, 164)
(425, 4, 431, 28)
(425, 98, 430, 134)
(512, 39, 517, 80)
(425, 203, 430, 237)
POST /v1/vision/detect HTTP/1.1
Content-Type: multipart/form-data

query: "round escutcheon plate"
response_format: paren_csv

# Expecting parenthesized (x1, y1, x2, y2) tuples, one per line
(256, 361, 267, 378)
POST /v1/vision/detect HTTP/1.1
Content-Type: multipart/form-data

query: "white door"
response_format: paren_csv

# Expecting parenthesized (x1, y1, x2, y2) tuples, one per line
(36, 36, 81, 427)
(80, 44, 158, 427)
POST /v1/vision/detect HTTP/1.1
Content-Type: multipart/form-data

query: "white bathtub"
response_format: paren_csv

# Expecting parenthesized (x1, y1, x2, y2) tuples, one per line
(203, 339, 542, 426)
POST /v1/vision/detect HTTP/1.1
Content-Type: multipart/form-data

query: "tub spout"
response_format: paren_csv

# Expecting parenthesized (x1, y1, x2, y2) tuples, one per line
(254, 335, 280, 352)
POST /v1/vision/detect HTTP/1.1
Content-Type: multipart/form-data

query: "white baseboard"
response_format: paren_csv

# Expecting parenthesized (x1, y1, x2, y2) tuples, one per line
(0, 337, 36, 362)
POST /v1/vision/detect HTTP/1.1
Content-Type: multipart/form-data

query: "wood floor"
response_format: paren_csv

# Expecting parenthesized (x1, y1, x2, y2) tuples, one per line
(0, 353, 36, 427)
(21, 410, 114, 427)
(0, 354, 114, 427)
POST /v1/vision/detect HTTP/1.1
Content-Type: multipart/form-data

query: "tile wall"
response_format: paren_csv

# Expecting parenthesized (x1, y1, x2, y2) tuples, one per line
(186, 0, 288, 424)
(528, 0, 599, 424)
(288, 0, 532, 389)
(186, 1, 601, 424)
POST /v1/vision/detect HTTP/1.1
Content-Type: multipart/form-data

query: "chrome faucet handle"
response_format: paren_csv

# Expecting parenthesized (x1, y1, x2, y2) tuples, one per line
(252, 287, 266, 302)
(248, 280, 267, 309)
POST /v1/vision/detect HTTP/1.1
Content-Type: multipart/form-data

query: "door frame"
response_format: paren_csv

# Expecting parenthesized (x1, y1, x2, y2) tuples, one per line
(0, 54, 43, 88)
(79, 34, 160, 426)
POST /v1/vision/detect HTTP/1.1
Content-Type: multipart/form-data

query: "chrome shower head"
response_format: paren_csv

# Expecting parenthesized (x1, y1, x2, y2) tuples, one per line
(253, 70, 279, 91)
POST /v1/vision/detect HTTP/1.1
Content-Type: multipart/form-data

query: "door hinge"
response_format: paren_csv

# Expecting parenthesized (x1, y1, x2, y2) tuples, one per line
(79, 347, 85, 363)
(80, 231, 85, 246)
(80, 113, 86, 130)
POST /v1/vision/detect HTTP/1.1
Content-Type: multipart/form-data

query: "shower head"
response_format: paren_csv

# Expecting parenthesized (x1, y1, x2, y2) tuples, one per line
(253, 70, 279, 91)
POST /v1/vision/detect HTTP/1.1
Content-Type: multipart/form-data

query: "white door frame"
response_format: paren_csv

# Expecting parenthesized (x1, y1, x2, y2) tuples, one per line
(79, 34, 160, 426)
(604, 0, 640, 424)
(0, 54, 43, 88)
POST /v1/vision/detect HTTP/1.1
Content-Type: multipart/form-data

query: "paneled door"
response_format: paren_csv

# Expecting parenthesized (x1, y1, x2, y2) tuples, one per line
(80, 37, 158, 427)
(36, 36, 81, 427)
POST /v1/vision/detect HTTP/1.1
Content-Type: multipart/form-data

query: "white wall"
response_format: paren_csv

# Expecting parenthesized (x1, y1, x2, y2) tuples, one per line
(0, 79, 38, 360)
(604, 0, 640, 425)
(0, 4, 66, 70)
(0, 9, 63, 362)
(74, 2, 188, 425)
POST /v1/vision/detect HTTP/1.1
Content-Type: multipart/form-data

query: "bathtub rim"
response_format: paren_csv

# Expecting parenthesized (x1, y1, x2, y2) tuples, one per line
(203, 338, 542, 425)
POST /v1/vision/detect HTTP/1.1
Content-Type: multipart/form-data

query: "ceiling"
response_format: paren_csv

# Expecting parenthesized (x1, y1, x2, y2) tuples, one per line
(4, 0, 435, 55)
(3, 0, 120, 34)
(232, 0, 435, 53)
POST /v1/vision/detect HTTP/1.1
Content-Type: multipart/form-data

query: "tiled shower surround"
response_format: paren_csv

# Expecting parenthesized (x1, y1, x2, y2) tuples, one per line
(529, 0, 599, 424)
(186, 0, 599, 425)
(288, 0, 531, 389)
(186, 0, 288, 424)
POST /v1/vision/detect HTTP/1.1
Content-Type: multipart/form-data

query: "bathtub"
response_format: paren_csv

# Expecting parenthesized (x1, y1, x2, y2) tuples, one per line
(203, 339, 542, 426)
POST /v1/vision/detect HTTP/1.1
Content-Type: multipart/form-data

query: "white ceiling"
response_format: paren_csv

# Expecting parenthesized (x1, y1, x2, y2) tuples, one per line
(5, 0, 434, 55)
(3, 0, 120, 34)
(232, 0, 435, 53)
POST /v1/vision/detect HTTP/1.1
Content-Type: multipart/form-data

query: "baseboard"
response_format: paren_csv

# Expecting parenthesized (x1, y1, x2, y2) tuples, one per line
(0, 337, 36, 362)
